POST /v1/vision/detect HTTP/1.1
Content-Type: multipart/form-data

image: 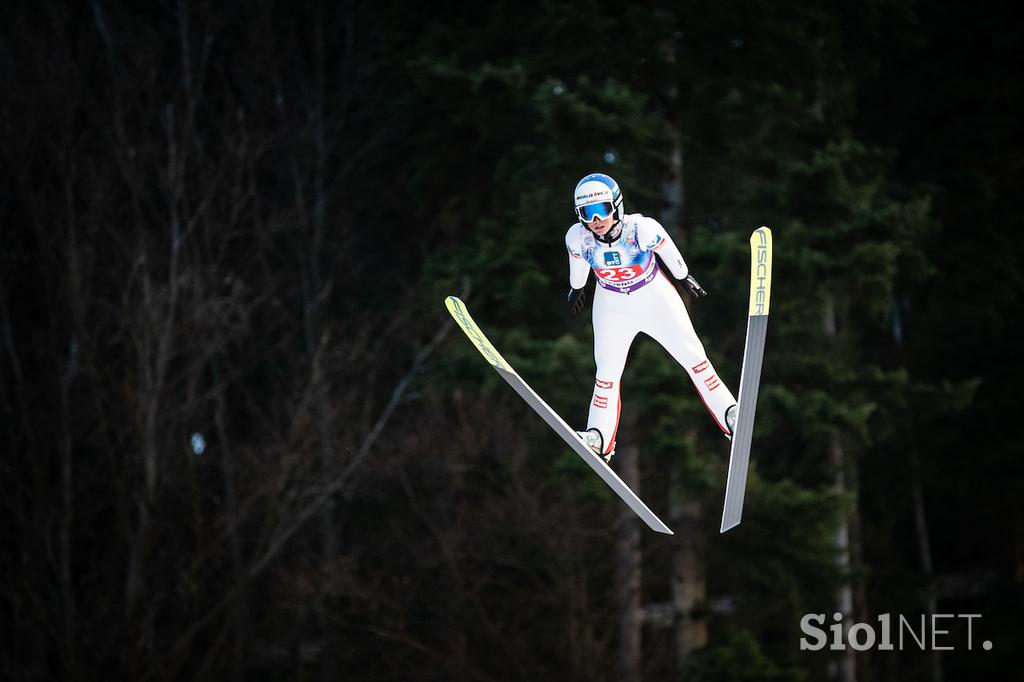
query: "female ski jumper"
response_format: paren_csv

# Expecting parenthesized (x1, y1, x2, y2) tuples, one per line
(565, 206, 737, 459)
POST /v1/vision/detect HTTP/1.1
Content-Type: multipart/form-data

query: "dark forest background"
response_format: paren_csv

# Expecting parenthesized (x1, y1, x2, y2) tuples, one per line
(2, 1, 1022, 681)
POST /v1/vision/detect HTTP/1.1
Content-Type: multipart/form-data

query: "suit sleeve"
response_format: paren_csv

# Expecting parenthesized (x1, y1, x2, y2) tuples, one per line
(638, 217, 688, 279)
(565, 225, 591, 289)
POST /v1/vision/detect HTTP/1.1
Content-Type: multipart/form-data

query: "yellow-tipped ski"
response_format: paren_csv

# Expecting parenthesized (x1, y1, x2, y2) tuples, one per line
(444, 295, 674, 534)
(722, 226, 774, 533)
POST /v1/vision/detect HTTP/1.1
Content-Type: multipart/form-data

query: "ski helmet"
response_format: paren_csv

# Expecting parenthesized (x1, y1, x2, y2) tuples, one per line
(573, 173, 624, 242)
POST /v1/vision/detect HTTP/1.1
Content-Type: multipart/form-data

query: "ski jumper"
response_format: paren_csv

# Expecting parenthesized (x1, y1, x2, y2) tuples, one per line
(565, 214, 737, 455)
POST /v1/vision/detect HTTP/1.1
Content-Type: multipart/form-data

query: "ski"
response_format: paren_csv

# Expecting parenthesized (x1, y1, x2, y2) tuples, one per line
(445, 296, 673, 535)
(720, 226, 774, 533)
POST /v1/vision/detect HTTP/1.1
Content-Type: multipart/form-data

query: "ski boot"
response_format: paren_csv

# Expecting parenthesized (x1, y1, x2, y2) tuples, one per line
(724, 404, 738, 441)
(576, 428, 614, 463)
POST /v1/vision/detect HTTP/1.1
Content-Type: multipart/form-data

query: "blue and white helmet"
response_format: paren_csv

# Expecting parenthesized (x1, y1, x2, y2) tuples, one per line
(573, 173, 624, 225)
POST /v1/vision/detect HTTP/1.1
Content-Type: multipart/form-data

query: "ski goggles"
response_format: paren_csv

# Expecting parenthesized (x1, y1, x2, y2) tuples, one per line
(576, 201, 615, 223)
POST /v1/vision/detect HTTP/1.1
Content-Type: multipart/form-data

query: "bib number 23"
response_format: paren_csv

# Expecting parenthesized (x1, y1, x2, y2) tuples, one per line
(597, 265, 644, 282)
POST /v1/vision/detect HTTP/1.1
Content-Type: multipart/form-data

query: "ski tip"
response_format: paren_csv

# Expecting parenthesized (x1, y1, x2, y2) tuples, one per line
(748, 227, 773, 317)
(444, 295, 512, 372)
(645, 519, 674, 535)
(720, 518, 741, 533)
(445, 296, 472, 323)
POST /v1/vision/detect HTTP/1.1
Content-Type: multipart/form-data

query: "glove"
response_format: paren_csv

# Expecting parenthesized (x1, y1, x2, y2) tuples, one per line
(567, 287, 587, 315)
(682, 274, 707, 299)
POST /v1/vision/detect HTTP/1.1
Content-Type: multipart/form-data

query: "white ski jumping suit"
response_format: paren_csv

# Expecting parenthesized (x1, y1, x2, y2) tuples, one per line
(565, 214, 737, 456)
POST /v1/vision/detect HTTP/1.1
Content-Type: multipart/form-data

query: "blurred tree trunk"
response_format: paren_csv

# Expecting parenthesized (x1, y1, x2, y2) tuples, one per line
(268, 3, 360, 673)
(124, 104, 186, 660)
(830, 435, 856, 682)
(213, 369, 247, 682)
(615, 443, 642, 680)
(1016, 506, 1024, 583)
(659, 79, 709, 674)
(823, 293, 856, 682)
(56, 153, 81, 678)
(288, 6, 340, 678)
(671, 430, 707, 676)
(910, 449, 943, 682)
(848, 448, 872, 682)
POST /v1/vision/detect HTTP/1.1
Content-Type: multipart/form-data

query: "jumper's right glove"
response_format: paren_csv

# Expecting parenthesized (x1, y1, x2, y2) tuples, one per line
(682, 274, 707, 299)
(567, 287, 587, 315)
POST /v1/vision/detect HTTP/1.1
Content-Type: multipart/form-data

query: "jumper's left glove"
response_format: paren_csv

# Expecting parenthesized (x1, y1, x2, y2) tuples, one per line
(567, 287, 587, 315)
(682, 274, 707, 299)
